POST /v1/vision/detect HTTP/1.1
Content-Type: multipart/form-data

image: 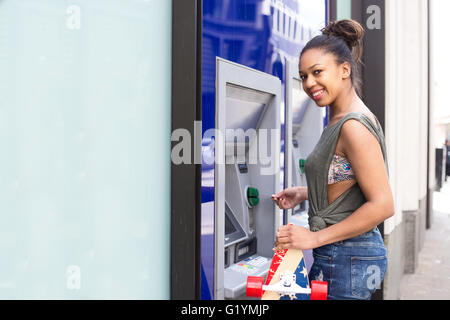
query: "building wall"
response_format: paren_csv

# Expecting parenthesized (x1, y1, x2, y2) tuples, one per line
(384, 0, 429, 299)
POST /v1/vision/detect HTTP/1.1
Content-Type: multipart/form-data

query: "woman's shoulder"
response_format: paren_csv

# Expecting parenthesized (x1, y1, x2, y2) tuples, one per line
(342, 107, 376, 120)
(340, 110, 380, 131)
(339, 112, 383, 153)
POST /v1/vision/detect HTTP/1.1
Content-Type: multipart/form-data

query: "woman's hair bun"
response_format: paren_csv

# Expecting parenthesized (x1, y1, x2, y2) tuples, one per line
(321, 19, 365, 62)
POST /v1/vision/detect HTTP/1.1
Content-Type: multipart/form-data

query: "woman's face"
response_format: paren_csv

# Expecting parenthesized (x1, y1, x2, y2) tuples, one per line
(298, 48, 351, 107)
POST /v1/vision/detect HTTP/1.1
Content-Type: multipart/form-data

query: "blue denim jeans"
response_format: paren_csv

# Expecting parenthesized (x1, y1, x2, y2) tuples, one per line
(308, 227, 388, 300)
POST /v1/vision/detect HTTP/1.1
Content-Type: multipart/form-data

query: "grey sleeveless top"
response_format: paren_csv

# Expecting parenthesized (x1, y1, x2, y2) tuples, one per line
(305, 112, 389, 232)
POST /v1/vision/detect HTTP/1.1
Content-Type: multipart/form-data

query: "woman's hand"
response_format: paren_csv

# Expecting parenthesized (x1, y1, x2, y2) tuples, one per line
(274, 224, 320, 251)
(271, 186, 306, 210)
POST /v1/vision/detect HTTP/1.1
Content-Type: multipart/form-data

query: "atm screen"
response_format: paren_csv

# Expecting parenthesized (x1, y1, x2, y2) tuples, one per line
(225, 83, 273, 143)
(292, 78, 310, 127)
(224, 202, 246, 246)
(225, 214, 237, 235)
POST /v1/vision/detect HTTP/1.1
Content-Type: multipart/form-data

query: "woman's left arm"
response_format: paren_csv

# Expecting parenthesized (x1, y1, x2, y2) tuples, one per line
(276, 119, 395, 250)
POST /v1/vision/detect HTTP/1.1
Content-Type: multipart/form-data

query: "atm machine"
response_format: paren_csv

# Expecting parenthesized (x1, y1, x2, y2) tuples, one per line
(285, 59, 325, 228)
(214, 58, 282, 299)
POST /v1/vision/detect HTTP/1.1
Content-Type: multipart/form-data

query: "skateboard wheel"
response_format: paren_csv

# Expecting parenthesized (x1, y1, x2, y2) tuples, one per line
(246, 276, 264, 298)
(310, 281, 328, 300)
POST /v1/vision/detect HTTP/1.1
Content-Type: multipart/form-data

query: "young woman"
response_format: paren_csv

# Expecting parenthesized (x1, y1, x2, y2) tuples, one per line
(271, 19, 394, 300)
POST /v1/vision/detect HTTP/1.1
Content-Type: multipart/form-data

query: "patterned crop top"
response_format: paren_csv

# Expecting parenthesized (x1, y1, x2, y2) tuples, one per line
(328, 154, 356, 185)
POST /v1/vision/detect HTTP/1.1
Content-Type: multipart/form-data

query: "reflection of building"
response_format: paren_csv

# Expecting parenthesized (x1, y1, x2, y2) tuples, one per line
(202, 0, 317, 97)
(203, 1, 269, 95)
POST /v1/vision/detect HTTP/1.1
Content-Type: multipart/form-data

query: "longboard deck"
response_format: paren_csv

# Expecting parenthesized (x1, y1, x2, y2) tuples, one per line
(262, 249, 310, 300)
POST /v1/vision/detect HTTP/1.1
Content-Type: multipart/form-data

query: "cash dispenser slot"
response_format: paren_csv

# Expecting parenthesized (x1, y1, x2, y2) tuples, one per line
(234, 238, 257, 262)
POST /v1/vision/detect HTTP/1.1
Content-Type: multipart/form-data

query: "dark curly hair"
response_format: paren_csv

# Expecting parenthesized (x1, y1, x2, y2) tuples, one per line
(300, 19, 365, 97)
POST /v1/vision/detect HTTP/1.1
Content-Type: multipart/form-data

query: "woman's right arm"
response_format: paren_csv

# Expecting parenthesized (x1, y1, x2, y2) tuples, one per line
(272, 186, 308, 209)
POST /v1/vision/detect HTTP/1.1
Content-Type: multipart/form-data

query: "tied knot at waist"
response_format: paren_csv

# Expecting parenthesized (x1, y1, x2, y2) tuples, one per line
(308, 215, 327, 232)
(308, 203, 362, 232)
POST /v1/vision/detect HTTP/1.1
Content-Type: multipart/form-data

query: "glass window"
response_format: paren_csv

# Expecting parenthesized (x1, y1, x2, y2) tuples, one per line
(0, 0, 171, 299)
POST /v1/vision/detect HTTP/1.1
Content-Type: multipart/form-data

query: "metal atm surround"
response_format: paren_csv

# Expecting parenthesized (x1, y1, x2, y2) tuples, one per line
(215, 57, 282, 299)
(285, 59, 324, 227)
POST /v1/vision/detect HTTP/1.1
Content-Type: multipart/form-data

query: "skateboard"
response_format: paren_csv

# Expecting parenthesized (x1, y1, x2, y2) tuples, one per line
(246, 248, 328, 300)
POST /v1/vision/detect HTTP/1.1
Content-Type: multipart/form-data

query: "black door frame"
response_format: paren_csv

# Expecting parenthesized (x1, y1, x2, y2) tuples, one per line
(353, 0, 386, 301)
(171, 0, 202, 300)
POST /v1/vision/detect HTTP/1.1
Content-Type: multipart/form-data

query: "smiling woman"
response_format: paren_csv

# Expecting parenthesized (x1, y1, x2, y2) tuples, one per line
(299, 19, 364, 102)
(272, 19, 394, 300)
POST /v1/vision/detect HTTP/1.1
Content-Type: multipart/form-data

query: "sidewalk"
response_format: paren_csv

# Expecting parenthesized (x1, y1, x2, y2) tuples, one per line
(399, 180, 450, 300)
